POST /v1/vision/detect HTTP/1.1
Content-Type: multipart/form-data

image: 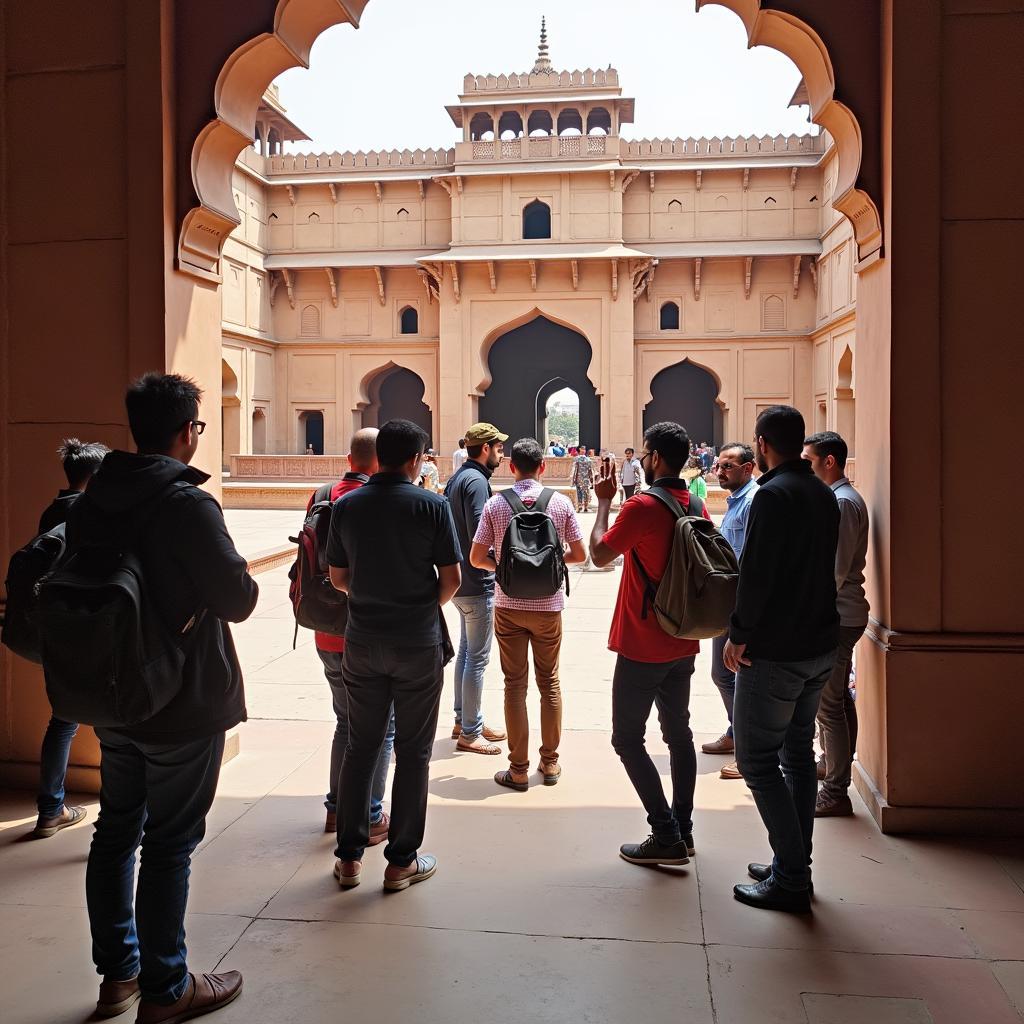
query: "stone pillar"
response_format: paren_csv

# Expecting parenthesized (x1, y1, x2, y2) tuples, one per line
(607, 264, 637, 454)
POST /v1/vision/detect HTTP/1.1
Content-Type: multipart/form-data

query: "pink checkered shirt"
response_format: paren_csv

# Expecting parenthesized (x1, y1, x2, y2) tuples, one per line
(474, 479, 582, 612)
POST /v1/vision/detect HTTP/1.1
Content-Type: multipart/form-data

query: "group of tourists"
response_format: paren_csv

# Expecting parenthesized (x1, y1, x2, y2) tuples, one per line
(2, 370, 869, 1021)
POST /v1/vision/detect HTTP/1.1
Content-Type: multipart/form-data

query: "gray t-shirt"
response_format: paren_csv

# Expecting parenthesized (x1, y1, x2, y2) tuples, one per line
(832, 477, 870, 628)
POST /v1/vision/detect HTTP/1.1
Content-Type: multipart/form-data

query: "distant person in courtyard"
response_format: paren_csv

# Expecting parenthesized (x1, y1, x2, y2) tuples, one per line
(589, 421, 712, 867)
(327, 419, 461, 891)
(75, 374, 257, 1021)
(306, 444, 315, 456)
(419, 450, 440, 492)
(571, 444, 594, 512)
(305, 428, 395, 842)
(470, 438, 586, 791)
(803, 430, 868, 818)
(726, 405, 838, 914)
(443, 422, 509, 754)
(452, 437, 468, 473)
(620, 447, 644, 500)
(685, 455, 708, 501)
(30, 439, 110, 839)
(701, 443, 758, 779)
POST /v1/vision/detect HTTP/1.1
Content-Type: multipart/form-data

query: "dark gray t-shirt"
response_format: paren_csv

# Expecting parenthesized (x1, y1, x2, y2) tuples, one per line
(444, 461, 495, 598)
(326, 472, 461, 646)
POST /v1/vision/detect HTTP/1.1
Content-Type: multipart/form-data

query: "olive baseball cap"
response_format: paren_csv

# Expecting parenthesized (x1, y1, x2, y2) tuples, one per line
(464, 422, 508, 445)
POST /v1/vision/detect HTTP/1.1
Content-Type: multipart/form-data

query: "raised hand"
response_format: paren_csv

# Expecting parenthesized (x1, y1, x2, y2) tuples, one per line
(594, 462, 617, 502)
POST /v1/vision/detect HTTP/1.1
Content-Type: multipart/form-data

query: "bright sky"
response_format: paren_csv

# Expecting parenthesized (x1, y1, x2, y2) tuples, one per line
(274, 0, 814, 154)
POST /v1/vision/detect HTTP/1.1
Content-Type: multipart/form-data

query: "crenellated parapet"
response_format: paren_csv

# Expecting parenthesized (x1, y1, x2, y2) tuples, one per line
(622, 134, 825, 159)
(266, 148, 456, 174)
(462, 68, 620, 94)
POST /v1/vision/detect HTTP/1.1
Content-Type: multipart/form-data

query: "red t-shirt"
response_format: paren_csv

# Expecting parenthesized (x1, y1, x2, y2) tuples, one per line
(309, 476, 366, 653)
(601, 482, 713, 663)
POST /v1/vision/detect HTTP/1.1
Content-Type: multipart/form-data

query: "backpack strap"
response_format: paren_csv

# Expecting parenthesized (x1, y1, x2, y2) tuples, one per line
(687, 493, 705, 519)
(630, 486, 694, 621)
(312, 482, 334, 505)
(645, 485, 688, 520)
(500, 489, 528, 514)
(532, 488, 555, 514)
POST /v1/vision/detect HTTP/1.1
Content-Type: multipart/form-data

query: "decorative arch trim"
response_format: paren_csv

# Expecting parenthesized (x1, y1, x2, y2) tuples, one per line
(178, 0, 369, 280)
(642, 355, 727, 410)
(696, 0, 882, 266)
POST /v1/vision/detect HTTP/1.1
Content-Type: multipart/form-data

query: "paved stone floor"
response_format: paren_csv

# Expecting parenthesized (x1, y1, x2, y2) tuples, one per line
(2, 524, 1024, 1023)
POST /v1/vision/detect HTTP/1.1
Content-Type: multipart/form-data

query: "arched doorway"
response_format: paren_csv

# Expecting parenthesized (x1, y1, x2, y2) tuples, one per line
(298, 410, 324, 454)
(537, 382, 579, 449)
(836, 345, 855, 454)
(479, 316, 599, 448)
(252, 408, 267, 454)
(221, 359, 241, 471)
(643, 361, 723, 448)
(362, 366, 432, 441)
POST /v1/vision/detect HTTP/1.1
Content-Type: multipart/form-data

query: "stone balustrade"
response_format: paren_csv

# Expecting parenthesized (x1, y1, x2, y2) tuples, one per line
(265, 148, 456, 175)
(622, 134, 825, 159)
(462, 69, 620, 93)
(462, 134, 611, 163)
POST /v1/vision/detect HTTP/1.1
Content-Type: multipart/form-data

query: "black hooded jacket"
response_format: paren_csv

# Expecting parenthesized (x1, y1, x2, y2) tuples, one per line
(38, 490, 83, 534)
(64, 451, 258, 743)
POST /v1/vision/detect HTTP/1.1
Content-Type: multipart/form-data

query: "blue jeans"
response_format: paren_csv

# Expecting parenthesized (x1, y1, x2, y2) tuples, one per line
(86, 729, 224, 1004)
(37, 715, 79, 817)
(452, 593, 494, 741)
(734, 651, 836, 892)
(318, 648, 394, 824)
(710, 635, 736, 739)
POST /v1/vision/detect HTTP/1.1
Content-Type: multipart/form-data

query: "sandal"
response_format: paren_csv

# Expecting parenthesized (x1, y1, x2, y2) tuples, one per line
(539, 763, 562, 786)
(456, 737, 501, 755)
(383, 854, 437, 891)
(494, 769, 528, 792)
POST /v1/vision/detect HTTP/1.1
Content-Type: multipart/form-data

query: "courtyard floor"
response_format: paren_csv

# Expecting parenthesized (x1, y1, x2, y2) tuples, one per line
(2, 514, 1023, 1023)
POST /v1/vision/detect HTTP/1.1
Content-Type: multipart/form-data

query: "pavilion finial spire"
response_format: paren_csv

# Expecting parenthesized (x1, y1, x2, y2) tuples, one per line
(532, 16, 553, 73)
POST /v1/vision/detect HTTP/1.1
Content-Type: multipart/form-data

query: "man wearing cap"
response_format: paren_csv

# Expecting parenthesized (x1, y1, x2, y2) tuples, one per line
(443, 423, 509, 754)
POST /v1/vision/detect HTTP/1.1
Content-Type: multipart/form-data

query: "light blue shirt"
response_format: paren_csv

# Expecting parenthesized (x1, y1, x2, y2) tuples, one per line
(720, 477, 758, 558)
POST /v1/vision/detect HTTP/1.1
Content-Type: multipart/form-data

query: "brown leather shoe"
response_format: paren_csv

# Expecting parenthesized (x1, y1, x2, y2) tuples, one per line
(451, 722, 462, 740)
(367, 810, 390, 846)
(701, 733, 735, 755)
(720, 761, 743, 780)
(538, 762, 562, 786)
(96, 975, 140, 1018)
(816, 757, 827, 781)
(324, 810, 336, 834)
(456, 736, 501, 755)
(333, 859, 362, 888)
(815, 792, 854, 817)
(33, 804, 87, 838)
(135, 971, 242, 1024)
(452, 724, 507, 743)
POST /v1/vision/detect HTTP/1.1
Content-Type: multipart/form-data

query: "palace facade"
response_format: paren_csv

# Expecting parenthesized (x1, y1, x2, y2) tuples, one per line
(220, 35, 857, 479)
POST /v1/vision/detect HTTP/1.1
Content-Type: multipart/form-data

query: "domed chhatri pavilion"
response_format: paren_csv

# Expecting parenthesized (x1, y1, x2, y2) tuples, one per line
(220, 24, 857, 492)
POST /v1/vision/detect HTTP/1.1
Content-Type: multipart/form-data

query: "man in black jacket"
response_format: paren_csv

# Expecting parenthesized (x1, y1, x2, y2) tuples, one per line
(67, 374, 257, 1022)
(724, 405, 839, 914)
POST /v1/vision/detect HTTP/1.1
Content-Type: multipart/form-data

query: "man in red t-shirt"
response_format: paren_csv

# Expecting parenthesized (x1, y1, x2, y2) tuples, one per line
(307, 428, 394, 840)
(589, 421, 712, 868)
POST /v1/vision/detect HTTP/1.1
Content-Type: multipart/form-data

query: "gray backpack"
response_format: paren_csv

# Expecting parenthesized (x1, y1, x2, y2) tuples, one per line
(632, 487, 739, 640)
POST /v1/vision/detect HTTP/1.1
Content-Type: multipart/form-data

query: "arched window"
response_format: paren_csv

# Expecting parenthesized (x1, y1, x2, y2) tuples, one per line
(527, 110, 553, 137)
(660, 301, 680, 330)
(400, 306, 419, 335)
(396, 207, 410, 221)
(300, 304, 321, 337)
(498, 111, 524, 140)
(469, 112, 494, 141)
(667, 199, 683, 214)
(308, 211, 320, 223)
(557, 108, 583, 136)
(522, 199, 551, 240)
(761, 294, 785, 331)
(586, 107, 611, 135)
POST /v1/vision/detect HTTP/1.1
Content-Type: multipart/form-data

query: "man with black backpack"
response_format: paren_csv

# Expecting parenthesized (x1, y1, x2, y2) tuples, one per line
(299, 427, 396, 840)
(469, 438, 586, 791)
(61, 374, 257, 1022)
(589, 422, 714, 867)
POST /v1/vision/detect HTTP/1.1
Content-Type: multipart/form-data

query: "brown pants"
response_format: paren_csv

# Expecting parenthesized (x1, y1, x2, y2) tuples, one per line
(493, 607, 563, 775)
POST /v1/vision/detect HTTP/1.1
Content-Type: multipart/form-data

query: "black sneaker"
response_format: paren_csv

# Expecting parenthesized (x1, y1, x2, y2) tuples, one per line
(733, 877, 811, 913)
(619, 834, 690, 866)
(683, 833, 695, 857)
(747, 862, 814, 895)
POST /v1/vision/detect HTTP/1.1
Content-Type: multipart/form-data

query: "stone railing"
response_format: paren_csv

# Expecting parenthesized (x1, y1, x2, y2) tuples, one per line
(462, 135, 615, 163)
(265, 148, 456, 175)
(462, 68, 620, 93)
(621, 134, 825, 159)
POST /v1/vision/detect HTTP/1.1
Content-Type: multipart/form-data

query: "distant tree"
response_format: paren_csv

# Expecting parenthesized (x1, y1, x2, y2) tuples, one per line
(547, 410, 579, 445)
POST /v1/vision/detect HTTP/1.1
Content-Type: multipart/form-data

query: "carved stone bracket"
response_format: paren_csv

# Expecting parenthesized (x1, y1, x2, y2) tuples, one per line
(694, 257, 702, 301)
(418, 266, 439, 304)
(373, 181, 382, 203)
(790, 166, 799, 190)
(455, 175, 464, 194)
(436, 178, 454, 197)
(609, 170, 616, 191)
(646, 259, 657, 302)
(328, 183, 338, 203)
(610, 259, 619, 301)
(742, 168, 750, 191)
(570, 259, 579, 290)
(630, 258, 656, 302)
(286, 185, 297, 206)
(696, 0, 883, 266)
(695, 169, 702, 191)
(373, 266, 386, 306)
(269, 271, 281, 308)
(282, 268, 295, 309)
(809, 257, 819, 296)
(792, 255, 802, 299)
(621, 170, 640, 193)
(487, 260, 497, 293)
(418, 180, 425, 200)
(324, 267, 338, 307)
(649, 171, 656, 192)
(529, 259, 538, 291)
(744, 256, 753, 300)
(448, 262, 460, 303)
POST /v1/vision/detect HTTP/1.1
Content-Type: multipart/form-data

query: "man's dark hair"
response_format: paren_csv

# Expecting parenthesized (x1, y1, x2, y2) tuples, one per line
(466, 443, 485, 459)
(58, 438, 110, 488)
(719, 442, 756, 466)
(625, 447, 634, 456)
(377, 418, 428, 469)
(510, 437, 543, 474)
(642, 421, 691, 476)
(755, 405, 805, 460)
(458, 438, 466, 449)
(804, 430, 848, 470)
(125, 373, 203, 453)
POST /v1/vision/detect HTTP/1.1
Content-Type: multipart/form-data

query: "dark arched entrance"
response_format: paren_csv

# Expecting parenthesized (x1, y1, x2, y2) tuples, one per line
(362, 366, 432, 442)
(643, 361, 722, 448)
(478, 317, 600, 448)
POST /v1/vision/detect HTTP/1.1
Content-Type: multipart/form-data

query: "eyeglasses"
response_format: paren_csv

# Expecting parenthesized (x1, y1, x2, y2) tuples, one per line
(639, 450, 653, 464)
(184, 420, 207, 436)
(716, 461, 750, 472)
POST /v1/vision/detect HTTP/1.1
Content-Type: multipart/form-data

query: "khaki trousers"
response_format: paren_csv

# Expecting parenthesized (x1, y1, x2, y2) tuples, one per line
(493, 607, 563, 775)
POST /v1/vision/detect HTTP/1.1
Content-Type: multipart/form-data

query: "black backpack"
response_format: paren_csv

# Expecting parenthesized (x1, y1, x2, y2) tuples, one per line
(496, 489, 569, 600)
(288, 482, 348, 645)
(1, 522, 68, 664)
(34, 482, 201, 727)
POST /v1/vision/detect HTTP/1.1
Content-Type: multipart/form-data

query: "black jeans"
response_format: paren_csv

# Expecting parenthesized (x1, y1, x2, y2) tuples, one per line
(338, 641, 444, 867)
(623, 484, 637, 500)
(87, 730, 224, 1004)
(611, 654, 697, 842)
